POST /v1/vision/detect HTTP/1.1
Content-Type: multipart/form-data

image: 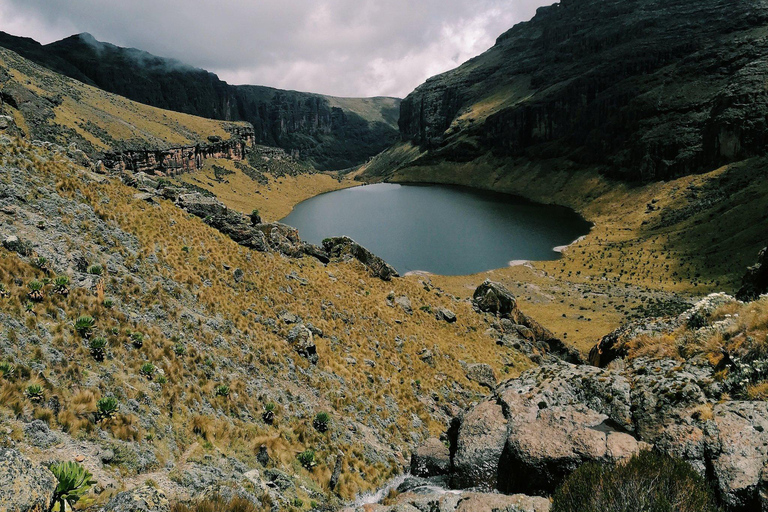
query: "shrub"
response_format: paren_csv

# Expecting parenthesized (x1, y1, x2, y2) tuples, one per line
(50, 461, 96, 512)
(130, 332, 144, 348)
(27, 280, 44, 302)
(96, 396, 118, 421)
(89, 337, 108, 361)
(102, 298, 114, 308)
(87, 264, 103, 276)
(74, 316, 95, 338)
(173, 343, 187, 356)
(0, 361, 15, 380)
(297, 449, 316, 469)
(214, 384, 230, 397)
(313, 412, 330, 433)
(140, 363, 156, 379)
(263, 402, 276, 424)
(53, 275, 70, 296)
(25, 384, 44, 402)
(551, 451, 720, 512)
(0, 283, 8, 298)
(33, 257, 49, 271)
(157, 375, 168, 385)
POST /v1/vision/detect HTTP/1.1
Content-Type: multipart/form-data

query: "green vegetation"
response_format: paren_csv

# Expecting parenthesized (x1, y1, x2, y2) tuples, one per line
(140, 363, 156, 379)
(96, 396, 119, 421)
(263, 402, 276, 424)
(74, 315, 95, 338)
(130, 332, 145, 348)
(552, 451, 719, 512)
(297, 449, 316, 470)
(89, 337, 108, 362)
(53, 275, 70, 296)
(87, 264, 103, 276)
(49, 461, 97, 512)
(27, 280, 44, 302)
(214, 384, 230, 398)
(313, 412, 330, 433)
(25, 384, 44, 402)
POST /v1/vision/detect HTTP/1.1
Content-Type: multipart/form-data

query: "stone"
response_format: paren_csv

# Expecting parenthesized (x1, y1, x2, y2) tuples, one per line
(287, 324, 318, 365)
(410, 438, 451, 477)
(23, 420, 58, 448)
(738, 246, 768, 301)
(451, 400, 508, 490)
(102, 484, 170, 512)
(0, 448, 57, 512)
(465, 363, 496, 390)
(473, 280, 517, 318)
(0, 115, 13, 130)
(435, 308, 457, 323)
(395, 296, 413, 315)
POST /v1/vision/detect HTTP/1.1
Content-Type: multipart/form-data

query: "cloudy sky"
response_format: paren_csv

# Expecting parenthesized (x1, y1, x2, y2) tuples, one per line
(0, 0, 551, 98)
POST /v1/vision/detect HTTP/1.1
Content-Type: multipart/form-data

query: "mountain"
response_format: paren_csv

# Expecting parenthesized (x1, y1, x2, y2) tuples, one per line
(378, 0, 768, 182)
(0, 31, 401, 170)
(360, 0, 768, 297)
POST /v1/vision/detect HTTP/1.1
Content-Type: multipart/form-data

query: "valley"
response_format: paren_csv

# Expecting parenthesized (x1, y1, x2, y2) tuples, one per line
(2, 0, 768, 511)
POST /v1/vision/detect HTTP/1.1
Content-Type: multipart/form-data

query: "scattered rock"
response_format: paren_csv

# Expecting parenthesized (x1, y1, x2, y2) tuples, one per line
(23, 420, 58, 448)
(394, 296, 413, 315)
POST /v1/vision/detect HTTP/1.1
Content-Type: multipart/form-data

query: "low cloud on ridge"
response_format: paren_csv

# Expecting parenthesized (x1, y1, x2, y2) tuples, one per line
(0, 0, 552, 98)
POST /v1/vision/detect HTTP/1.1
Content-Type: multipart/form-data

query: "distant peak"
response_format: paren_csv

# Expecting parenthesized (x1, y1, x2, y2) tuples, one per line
(76, 32, 99, 44)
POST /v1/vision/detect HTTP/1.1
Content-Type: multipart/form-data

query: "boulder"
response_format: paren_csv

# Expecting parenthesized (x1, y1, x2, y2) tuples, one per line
(0, 448, 57, 512)
(473, 280, 517, 317)
(395, 295, 413, 315)
(465, 363, 496, 390)
(435, 308, 457, 323)
(738, 245, 768, 301)
(102, 484, 170, 512)
(323, 236, 399, 281)
(451, 399, 508, 490)
(410, 438, 450, 477)
(287, 324, 318, 365)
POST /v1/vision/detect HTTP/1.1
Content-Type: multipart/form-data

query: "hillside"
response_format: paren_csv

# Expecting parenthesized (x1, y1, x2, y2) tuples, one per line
(386, 0, 768, 181)
(0, 31, 401, 171)
(358, 0, 768, 318)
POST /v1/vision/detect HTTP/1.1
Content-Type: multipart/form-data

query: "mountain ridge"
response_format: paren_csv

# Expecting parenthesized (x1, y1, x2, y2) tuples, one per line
(0, 31, 401, 170)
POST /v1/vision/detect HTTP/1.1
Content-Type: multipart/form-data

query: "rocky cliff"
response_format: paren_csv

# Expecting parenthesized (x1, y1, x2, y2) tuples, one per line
(0, 32, 401, 171)
(394, 0, 768, 181)
(101, 127, 254, 175)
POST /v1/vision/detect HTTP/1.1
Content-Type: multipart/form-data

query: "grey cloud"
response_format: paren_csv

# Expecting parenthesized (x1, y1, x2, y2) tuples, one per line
(0, 0, 553, 97)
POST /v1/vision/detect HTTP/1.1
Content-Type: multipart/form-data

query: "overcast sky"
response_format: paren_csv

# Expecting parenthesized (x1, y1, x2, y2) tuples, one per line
(0, 0, 552, 98)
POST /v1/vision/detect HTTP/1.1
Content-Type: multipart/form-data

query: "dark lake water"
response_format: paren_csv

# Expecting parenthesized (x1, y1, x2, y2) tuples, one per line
(280, 183, 591, 276)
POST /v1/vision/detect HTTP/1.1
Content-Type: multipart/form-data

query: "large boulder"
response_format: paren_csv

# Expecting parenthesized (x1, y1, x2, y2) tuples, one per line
(738, 245, 768, 301)
(451, 399, 508, 490)
(473, 280, 517, 318)
(287, 324, 318, 365)
(410, 438, 451, 477)
(0, 448, 57, 512)
(103, 484, 170, 512)
(323, 236, 399, 281)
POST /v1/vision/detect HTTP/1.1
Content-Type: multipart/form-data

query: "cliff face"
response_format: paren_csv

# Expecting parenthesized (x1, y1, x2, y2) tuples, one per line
(397, 0, 768, 181)
(101, 127, 255, 175)
(0, 32, 400, 171)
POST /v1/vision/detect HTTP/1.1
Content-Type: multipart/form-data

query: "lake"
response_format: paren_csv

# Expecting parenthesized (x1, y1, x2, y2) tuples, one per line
(280, 183, 591, 276)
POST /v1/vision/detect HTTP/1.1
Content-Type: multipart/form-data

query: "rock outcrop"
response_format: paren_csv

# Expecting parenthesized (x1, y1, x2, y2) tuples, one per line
(323, 237, 399, 281)
(388, 0, 768, 182)
(103, 485, 170, 512)
(410, 438, 451, 478)
(442, 357, 768, 510)
(0, 448, 57, 512)
(474, 280, 581, 364)
(102, 126, 254, 176)
(738, 245, 768, 301)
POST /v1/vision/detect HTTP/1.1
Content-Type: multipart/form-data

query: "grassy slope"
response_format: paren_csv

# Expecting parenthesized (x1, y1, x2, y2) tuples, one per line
(0, 47, 247, 152)
(358, 145, 768, 351)
(176, 158, 358, 222)
(0, 137, 530, 506)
